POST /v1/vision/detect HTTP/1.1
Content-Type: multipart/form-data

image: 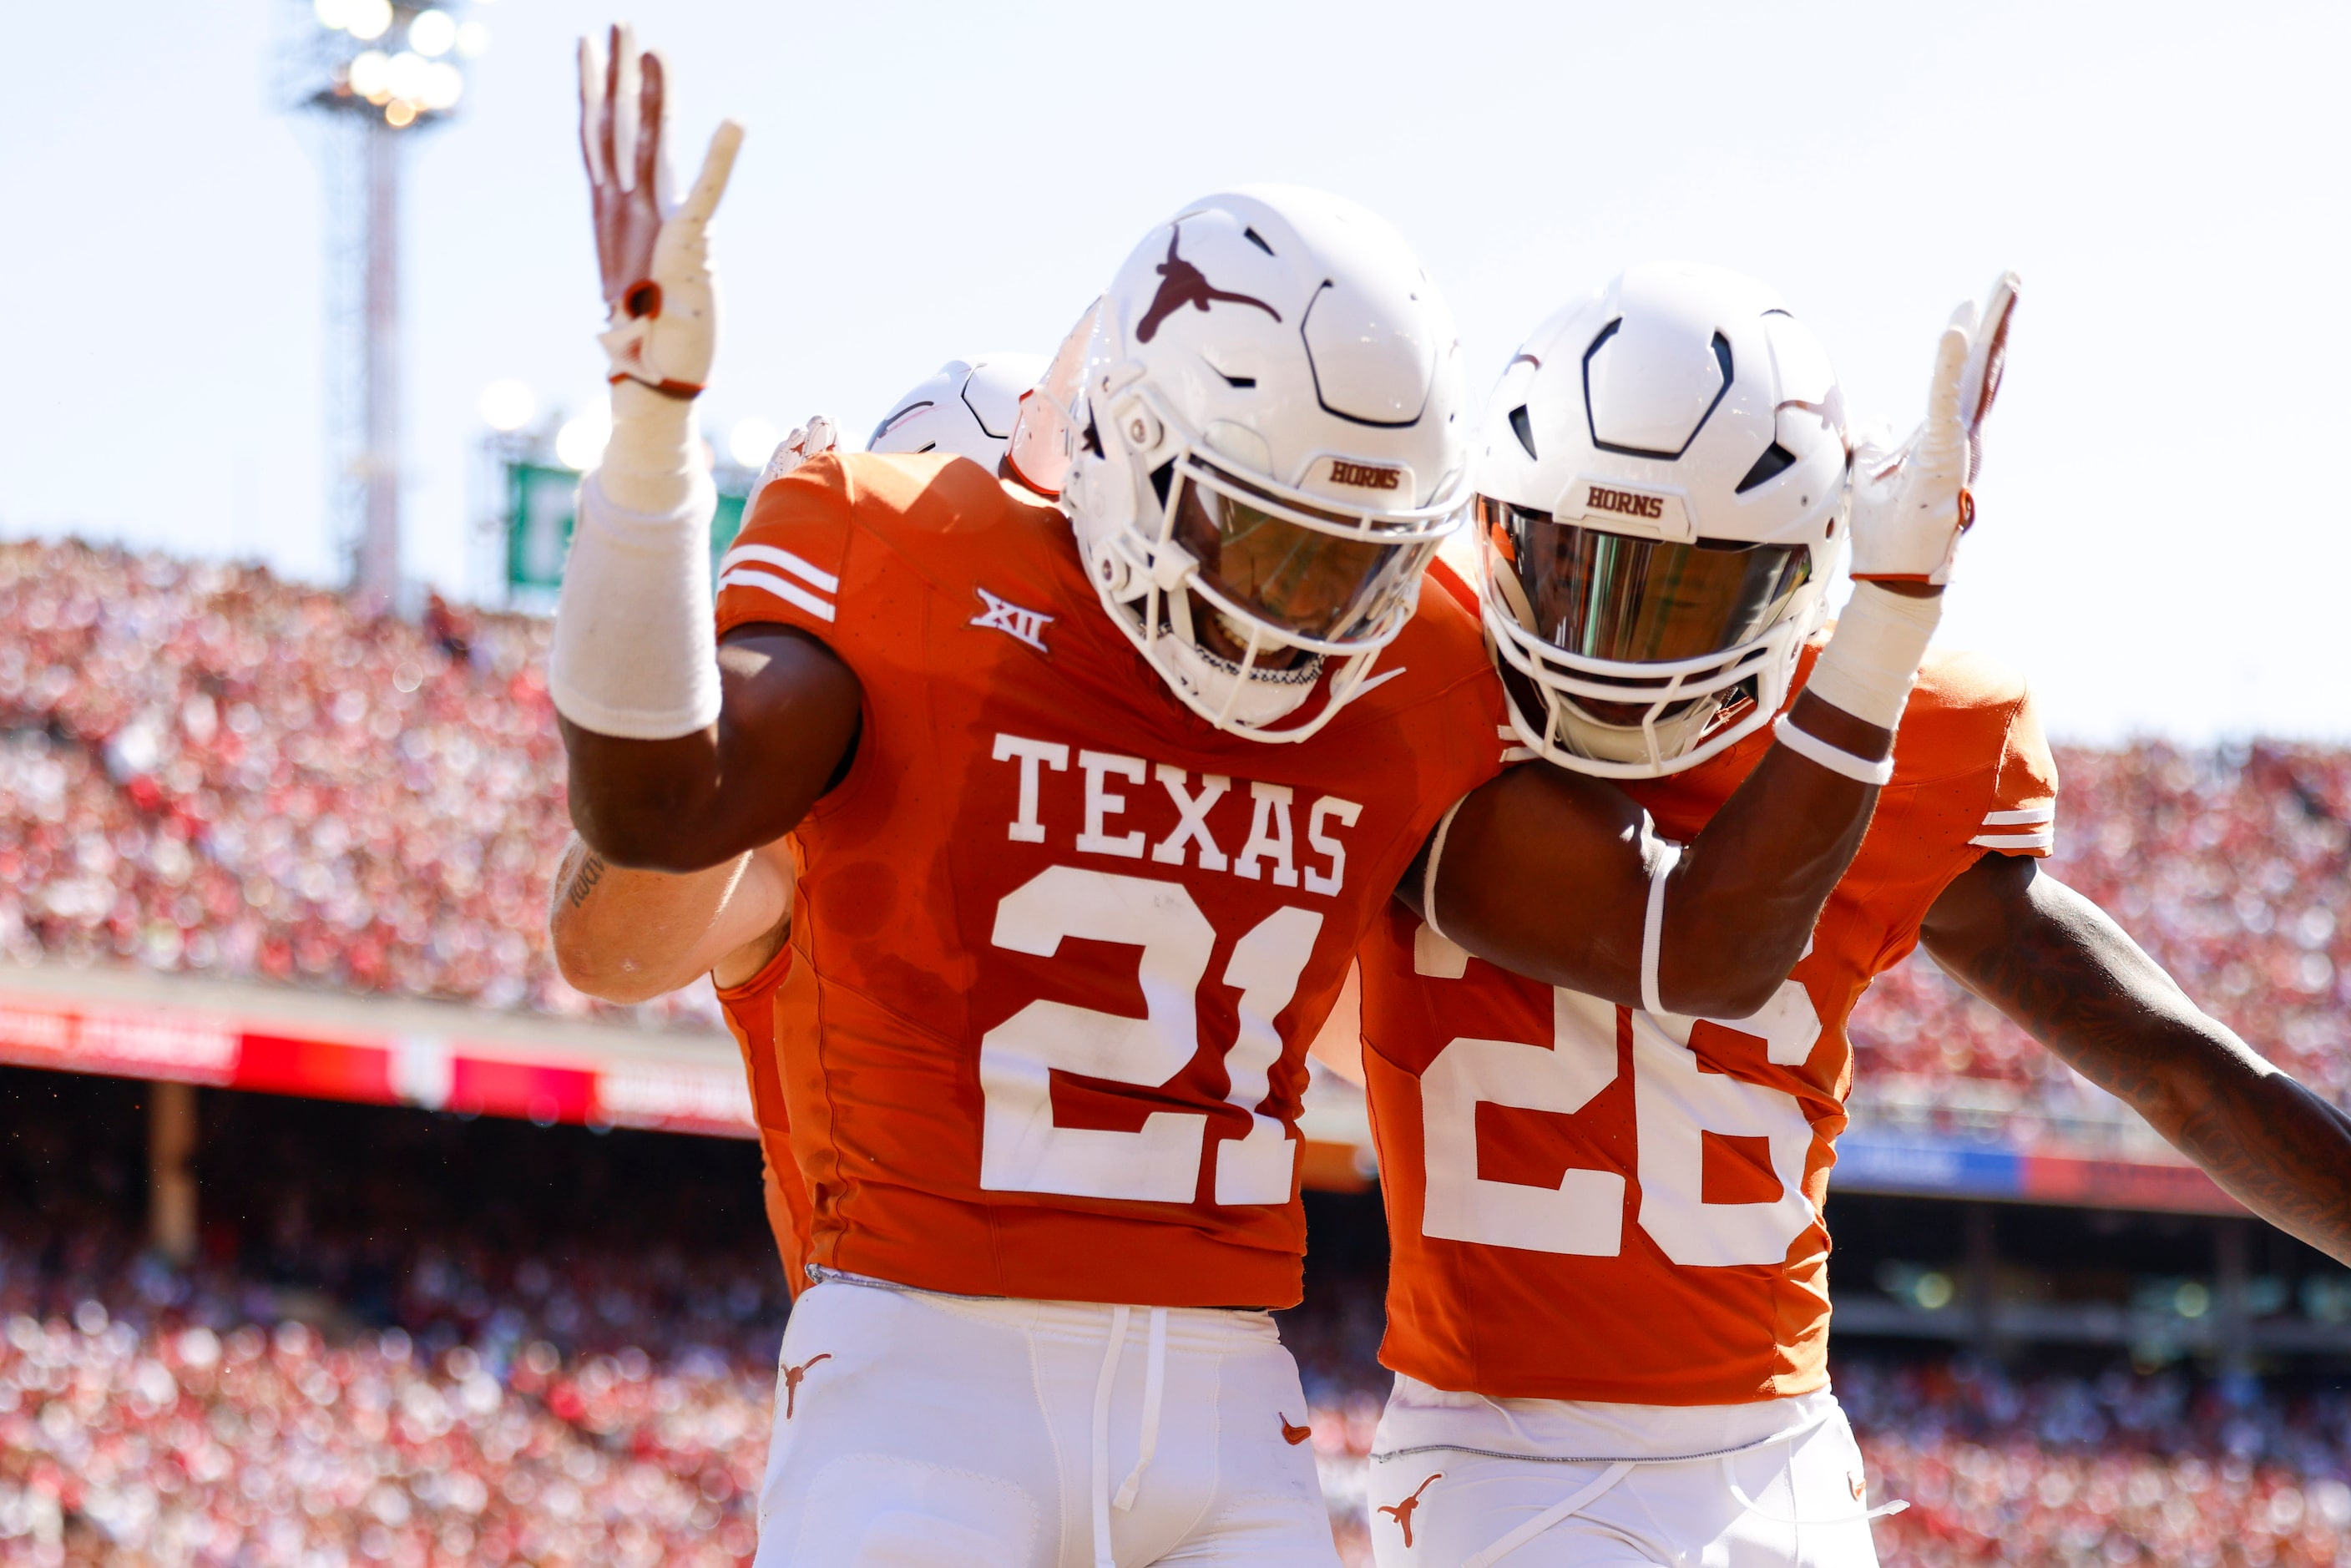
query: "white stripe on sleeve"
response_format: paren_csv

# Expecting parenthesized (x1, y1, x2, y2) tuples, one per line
(717, 567, 837, 623)
(1969, 829, 2055, 850)
(718, 542, 841, 594)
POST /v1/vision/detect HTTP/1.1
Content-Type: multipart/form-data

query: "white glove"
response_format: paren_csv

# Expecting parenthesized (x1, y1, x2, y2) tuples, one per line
(1848, 273, 2019, 584)
(746, 416, 839, 509)
(579, 25, 743, 399)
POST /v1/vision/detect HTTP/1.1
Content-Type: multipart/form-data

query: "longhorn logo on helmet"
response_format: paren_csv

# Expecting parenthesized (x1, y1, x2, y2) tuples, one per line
(1136, 225, 1283, 344)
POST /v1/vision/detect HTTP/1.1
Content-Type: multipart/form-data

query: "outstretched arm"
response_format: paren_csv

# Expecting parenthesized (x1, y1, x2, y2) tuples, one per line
(1922, 852, 2351, 1262)
(1421, 686, 1893, 1018)
(548, 29, 860, 870)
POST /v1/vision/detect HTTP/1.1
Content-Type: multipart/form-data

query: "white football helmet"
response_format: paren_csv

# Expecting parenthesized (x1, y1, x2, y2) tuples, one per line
(1056, 186, 1472, 742)
(1476, 262, 1849, 777)
(867, 354, 1049, 468)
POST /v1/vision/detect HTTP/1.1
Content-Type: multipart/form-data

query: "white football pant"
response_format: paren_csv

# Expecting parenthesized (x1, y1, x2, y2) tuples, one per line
(1366, 1378, 1886, 1568)
(755, 1275, 1339, 1567)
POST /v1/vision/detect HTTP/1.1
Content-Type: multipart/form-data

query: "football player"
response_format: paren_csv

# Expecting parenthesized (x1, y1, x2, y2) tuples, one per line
(1347, 263, 2351, 1568)
(544, 29, 1972, 1566)
(553, 365, 1038, 1294)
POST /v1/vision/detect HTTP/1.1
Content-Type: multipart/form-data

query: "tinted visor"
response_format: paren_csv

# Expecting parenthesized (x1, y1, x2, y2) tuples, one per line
(1480, 498, 1811, 664)
(1173, 468, 1432, 645)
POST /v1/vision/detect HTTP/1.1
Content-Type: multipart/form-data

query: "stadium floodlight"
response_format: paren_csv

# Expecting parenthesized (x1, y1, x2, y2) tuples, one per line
(555, 402, 614, 472)
(348, 48, 390, 100)
(478, 379, 536, 432)
(345, 0, 393, 41)
(728, 417, 781, 470)
(407, 7, 457, 56)
(385, 49, 432, 104)
(276, 0, 483, 609)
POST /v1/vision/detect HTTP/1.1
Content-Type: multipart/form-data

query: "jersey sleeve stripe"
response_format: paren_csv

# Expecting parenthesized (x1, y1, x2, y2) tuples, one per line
(719, 543, 842, 594)
(1981, 806, 2055, 825)
(1969, 829, 2055, 849)
(718, 567, 838, 623)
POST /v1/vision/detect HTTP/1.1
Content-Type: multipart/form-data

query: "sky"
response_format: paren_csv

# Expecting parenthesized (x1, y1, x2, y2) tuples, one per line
(3, 0, 2344, 743)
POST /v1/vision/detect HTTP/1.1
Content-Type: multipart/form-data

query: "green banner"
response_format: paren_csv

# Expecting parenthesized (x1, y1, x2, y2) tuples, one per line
(505, 462, 749, 592)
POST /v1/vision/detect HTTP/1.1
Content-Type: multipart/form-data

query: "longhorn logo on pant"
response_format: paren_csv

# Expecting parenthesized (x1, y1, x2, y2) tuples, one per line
(1378, 1473, 1443, 1549)
(782, 1353, 832, 1419)
(1279, 1411, 1312, 1445)
(1135, 225, 1282, 344)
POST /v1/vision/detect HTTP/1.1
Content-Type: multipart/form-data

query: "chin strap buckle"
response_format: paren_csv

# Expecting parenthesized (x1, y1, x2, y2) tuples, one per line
(1150, 541, 1197, 596)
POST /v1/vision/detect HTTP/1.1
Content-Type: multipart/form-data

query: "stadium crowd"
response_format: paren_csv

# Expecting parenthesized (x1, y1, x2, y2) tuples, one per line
(10, 1235, 2351, 1567)
(1847, 741, 2351, 1148)
(0, 540, 710, 1031)
(1, 537, 2346, 1126)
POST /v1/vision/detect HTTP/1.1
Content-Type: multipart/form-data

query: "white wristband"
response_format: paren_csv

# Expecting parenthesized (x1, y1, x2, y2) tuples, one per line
(548, 468, 722, 740)
(1420, 797, 1466, 942)
(599, 381, 700, 516)
(1641, 833, 1681, 1018)
(1806, 581, 1942, 731)
(1774, 713, 1896, 786)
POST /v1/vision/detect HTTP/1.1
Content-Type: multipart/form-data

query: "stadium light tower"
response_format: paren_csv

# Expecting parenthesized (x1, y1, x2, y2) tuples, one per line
(276, 0, 486, 610)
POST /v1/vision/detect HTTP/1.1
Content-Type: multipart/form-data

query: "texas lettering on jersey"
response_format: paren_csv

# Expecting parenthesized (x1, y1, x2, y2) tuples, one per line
(715, 452, 1508, 1308)
(1362, 642, 2058, 1403)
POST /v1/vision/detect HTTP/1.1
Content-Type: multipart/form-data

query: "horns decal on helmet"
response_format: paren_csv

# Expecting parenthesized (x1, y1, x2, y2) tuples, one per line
(1135, 225, 1283, 343)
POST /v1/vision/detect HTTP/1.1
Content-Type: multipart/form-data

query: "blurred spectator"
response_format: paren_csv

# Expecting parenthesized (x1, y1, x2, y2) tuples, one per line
(1849, 742, 2351, 1148)
(0, 540, 715, 1030)
(422, 593, 472, 664)
(1843, 1358, 2351, 1568)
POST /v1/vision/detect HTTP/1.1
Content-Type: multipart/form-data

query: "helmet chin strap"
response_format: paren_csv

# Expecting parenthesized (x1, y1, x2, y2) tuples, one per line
(1158, 626, 1324, 731)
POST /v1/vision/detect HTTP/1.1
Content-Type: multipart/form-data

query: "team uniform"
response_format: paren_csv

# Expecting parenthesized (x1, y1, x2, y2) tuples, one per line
(1358, 643, 2057, 1567)
(716, 450, 1510, 1565)
(715, 937, 817, 1297)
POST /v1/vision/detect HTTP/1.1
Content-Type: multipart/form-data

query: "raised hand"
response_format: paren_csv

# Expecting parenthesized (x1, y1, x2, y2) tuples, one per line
(1848, 274, 2020, 585)
(578, 24, 744, 399)
(746, 416, 839, 508)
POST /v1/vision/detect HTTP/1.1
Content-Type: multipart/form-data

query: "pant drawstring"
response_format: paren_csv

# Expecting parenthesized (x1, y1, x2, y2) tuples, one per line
(1089, 1305, 1131, 1568)
(1459, 1460, 1634, 1568)
(1112, 1308, 1166, 1512)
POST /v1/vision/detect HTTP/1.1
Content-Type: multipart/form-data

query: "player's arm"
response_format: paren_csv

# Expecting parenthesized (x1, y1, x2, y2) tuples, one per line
(1419, 685, 1895, 1019)
(546, 28, 862, 872)
(548, 833, 794, 1004)
(1921, 852, 2351, 1263)
(560, 626, 861, 872)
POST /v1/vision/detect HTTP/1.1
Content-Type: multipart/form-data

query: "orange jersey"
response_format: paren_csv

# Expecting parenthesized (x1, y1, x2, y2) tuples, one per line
(715, 939, 817, 1299)
(714, 453, 1509, 1308)
(1362, 642, 2058, 1403)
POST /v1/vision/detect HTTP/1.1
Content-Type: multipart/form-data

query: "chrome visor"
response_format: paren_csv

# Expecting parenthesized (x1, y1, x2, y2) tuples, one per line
(1479, 498, 1812, 665)
(1173, 464, 1443, 647)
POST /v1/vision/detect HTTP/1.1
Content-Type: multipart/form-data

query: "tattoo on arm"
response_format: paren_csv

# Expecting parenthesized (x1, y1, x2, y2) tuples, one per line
(566, 851, 607, 908)
(1923, 855, 2351, 1263)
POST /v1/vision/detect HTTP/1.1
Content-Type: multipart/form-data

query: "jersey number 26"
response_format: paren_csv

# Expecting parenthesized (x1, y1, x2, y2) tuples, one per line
(1414, 924, 1824, 1267)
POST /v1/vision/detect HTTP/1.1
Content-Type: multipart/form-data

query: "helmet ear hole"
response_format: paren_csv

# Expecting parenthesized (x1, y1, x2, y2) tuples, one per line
(1734, 443, 1797, 493)
(1508, 405, 1538, 461)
